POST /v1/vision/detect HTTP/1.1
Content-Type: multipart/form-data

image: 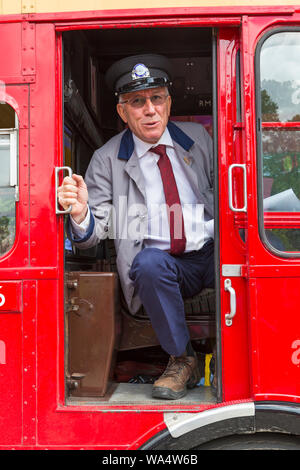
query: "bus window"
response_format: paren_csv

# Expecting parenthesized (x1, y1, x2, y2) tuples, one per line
(257, 31, 300, 253)
(0, 103, 18, 256)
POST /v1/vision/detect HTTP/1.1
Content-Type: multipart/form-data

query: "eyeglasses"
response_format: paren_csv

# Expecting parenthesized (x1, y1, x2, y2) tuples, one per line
(120, 94, 169, 109)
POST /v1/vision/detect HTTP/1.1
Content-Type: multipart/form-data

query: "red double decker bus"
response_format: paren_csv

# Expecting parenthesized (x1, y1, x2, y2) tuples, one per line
(0, 0, 299, 451)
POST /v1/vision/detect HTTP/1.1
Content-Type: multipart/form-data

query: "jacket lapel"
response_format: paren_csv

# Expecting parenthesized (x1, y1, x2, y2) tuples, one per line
(118, 128, 146, 198)
(124, 151, 146, 198)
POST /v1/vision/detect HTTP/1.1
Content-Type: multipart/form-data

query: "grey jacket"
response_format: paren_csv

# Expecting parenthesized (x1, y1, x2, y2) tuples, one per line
(69, 121, 213, 314)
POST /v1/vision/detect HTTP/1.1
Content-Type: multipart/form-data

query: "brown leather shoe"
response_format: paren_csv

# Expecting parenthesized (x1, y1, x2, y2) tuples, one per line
(152, 354, 200, 400)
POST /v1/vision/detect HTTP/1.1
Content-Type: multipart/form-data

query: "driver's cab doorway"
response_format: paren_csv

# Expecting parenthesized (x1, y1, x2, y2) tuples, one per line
(61, 25, 236, 406)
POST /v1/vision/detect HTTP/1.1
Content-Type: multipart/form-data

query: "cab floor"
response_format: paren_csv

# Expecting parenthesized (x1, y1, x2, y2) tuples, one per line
(67, 383, 216, 406)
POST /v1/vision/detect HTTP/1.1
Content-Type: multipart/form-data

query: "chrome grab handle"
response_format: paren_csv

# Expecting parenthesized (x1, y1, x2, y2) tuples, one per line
(224, 278, 236, 327)
(228, 163, 247, 212)
(55, 166, 73, 215)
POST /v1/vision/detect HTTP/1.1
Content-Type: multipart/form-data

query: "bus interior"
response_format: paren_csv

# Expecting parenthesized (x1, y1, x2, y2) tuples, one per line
(62, 26, 218, 405)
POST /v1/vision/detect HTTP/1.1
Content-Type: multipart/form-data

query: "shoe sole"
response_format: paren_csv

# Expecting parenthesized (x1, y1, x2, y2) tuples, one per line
(152, 386, 187, 400)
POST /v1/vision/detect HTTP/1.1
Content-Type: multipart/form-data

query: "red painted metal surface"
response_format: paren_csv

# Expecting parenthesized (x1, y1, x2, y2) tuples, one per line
(0, 311, 22, 445)
(262, 122, 300, 128)
(0, 5, 299, 450)
(264, 213, 300, 229)
(249, 277, 300, 402)
(27, 5, 296, 24)
(217, 28, 251, 402)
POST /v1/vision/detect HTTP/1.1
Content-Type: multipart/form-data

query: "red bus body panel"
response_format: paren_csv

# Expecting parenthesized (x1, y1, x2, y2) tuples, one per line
(0, 6, 298, 449)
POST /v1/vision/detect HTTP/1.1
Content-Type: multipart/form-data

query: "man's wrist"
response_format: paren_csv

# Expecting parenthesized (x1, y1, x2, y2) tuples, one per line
(72, 206, 88, 225)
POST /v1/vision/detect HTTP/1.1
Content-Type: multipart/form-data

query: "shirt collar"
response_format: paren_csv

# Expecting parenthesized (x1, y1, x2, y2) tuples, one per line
(117, 121, 194, 161)
(133, 127, 173, 159)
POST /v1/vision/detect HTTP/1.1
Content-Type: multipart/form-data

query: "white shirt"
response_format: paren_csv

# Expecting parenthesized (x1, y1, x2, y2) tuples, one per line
(70, 127, 214, 251)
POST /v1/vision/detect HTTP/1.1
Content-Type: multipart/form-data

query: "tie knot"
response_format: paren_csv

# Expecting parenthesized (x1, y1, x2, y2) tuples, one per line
(151, 144, 167, 158)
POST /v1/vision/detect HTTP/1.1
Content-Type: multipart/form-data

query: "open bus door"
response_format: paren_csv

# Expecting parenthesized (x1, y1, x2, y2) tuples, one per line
(240, 18, 300, 402)
(219, 18, 300, 405)
(217, 27, 252, 402)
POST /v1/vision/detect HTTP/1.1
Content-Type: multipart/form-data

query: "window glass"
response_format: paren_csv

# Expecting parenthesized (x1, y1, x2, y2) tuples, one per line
(259, 31, 300, 254)
(0, 187, 15, 255)
(236, 49, 241, 122)
(260, 32, 300, 122)
(265, 229, 300, 252)
(0, 103, 18, 256)
(262, 129, 300, 210)
(0, 134, 11, 186)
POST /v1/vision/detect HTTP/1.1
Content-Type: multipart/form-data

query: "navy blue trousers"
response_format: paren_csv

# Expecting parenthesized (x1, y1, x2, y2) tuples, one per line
(129, 240, 214, 356)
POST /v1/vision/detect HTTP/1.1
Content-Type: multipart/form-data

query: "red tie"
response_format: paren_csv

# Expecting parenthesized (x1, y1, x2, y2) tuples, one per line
(151, 145, 186, 255)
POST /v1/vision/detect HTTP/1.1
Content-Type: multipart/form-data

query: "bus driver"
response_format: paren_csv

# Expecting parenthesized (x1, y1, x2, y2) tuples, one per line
(58, 54, 215, 400)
